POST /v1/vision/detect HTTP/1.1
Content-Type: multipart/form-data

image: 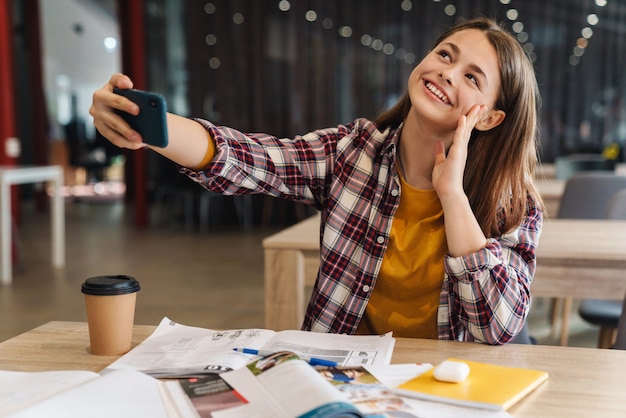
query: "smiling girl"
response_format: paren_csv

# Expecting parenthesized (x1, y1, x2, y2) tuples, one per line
(90, 17, 543, 344)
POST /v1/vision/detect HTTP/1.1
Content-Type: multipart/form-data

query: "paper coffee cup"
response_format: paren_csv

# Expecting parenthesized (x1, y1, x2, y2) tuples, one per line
(81, 275, 141, 356)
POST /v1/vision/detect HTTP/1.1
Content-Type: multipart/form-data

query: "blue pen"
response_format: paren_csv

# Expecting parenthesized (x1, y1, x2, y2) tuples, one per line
(307, 357, 338, 367)
(233, 347, 338, 367)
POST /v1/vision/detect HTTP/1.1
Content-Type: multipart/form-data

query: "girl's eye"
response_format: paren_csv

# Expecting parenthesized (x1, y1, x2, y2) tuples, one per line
(466, 74, 479, 86)
(438, 50, 451, 60)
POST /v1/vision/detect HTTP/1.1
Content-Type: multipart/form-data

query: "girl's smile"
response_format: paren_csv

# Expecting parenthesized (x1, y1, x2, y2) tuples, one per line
(424, 80, 452, 106)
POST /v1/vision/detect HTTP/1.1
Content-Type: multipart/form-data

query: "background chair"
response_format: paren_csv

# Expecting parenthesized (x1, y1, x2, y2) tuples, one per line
(64, 118, 110, 184)
(577, 189, 626, 348)
(509, 322, 535, 345)
(549, 172, 626, 346)
(613, 291, 626, 350)
(152, 159, 253, 232)
(554, 154, 616, 181)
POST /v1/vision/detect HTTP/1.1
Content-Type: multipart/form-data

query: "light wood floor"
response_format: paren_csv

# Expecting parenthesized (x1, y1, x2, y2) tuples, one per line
(0, 193, 602, 348)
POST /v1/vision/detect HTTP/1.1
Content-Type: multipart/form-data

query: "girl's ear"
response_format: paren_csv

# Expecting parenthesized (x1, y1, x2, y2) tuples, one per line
(475, 109, 506, 131)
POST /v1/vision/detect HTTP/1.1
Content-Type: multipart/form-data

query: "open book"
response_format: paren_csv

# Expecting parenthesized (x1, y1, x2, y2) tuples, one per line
(395, 358, 549, 411)
(161, 351, 421, 418)
(106, 317, 396, 378)
(0, 369, 168, 417)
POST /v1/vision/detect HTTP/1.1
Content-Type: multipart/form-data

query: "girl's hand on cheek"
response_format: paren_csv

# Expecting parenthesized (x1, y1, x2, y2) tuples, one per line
(432, 104, 487, 199)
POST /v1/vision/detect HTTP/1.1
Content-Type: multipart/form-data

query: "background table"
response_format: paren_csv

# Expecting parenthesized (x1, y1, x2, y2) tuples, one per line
(535, 177, 564, 217)
(0, 165, 65, 284)
(263, 215, 626, 335)
(0, 321, 624, 417)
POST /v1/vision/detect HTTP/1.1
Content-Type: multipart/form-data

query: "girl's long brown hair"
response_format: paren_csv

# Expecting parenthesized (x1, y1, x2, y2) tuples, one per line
(376, 17, 543, 236)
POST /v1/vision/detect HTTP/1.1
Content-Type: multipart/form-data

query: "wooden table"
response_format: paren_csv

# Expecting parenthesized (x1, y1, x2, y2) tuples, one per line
(263, 214, 626, 334)
(0, 321, 624, 417)
(0, 165, 65, 284)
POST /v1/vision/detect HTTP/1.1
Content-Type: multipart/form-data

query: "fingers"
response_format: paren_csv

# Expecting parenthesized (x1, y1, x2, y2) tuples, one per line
(93, 113, 145, 151)
(434, 140, 446, 166)
(454, 105, 487, 145)
(109, 73, 134, 91)
(89, 73, 145, 149)
(466, 104, 488, 130)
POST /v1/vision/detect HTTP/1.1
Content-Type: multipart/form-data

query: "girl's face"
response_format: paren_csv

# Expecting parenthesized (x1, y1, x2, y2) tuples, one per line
(407, 29, 503, 134)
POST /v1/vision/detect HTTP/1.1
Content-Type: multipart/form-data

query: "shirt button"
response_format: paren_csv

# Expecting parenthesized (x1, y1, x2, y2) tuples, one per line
(391, 189, 399, 197)
(376, 236, 385, 244)
(362, 285, 370, 292)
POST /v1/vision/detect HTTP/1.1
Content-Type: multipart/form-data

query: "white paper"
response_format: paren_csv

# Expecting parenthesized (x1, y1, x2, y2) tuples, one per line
(0, 370, 99, 416)
(106, 317, 275, 376)
(399, 397, 513, 418)
(5, 369, 168, 418)
(105, 317, 395, 378)
(365, 362, 433, 388)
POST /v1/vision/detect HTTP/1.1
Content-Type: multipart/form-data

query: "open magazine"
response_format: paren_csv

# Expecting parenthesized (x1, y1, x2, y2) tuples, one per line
(1, 317, 512, 418)
(159, 374, 246, 418)
(161, 351, 421, 418)
(106, 317, 395, 378)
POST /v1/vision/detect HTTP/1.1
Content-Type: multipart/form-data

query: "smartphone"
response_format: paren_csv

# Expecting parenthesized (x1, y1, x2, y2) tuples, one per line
(113, 87, 168, 148)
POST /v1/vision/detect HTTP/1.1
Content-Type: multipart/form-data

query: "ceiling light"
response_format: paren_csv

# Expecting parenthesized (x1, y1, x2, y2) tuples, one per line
(506, 9, 519, 20)
(305, 10, 317, 22)
(205, 34, 217, 46)
(517, 32, 529, 43)
(233, 13, 244, 24)
(204, 3, 215, 14)
(209, 57, 220, 69)
(278, 0, 290, 12)
(444, 5, 456, 16)
(383, 43, 395, 55)
(103, 37, 117, 52)
(512, 22, 524, 33)
(339, 26, 352, 38)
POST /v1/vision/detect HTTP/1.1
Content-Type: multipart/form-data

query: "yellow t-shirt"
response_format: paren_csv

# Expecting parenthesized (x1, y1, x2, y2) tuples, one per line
(357, 174, 447, 339)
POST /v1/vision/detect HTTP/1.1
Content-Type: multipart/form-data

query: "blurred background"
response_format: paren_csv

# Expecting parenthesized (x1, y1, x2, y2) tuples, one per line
(0, 0, 625, 345)
(5, 0, 626, 210)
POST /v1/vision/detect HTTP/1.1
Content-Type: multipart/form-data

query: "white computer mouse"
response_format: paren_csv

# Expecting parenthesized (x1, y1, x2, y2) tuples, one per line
(433, 360, 470, 383)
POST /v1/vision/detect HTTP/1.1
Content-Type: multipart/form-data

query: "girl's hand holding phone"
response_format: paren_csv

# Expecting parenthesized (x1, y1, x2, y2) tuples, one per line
(112, 87, 169, 148)
(90, 73, 168, 149)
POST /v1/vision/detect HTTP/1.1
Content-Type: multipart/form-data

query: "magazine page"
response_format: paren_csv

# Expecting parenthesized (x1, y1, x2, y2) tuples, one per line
(316, 365, 420, 416)
(161, 374, 247, 418)
(106, 317, 278, 377)
(260, 330, 395, 367)
(215, 352, 364, 418)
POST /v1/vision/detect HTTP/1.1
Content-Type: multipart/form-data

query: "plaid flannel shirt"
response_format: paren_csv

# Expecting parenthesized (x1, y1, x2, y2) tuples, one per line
(183, 118, 543, 344)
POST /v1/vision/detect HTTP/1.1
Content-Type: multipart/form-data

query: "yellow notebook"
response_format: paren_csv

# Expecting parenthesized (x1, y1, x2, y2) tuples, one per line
(395, 358, 548, 411)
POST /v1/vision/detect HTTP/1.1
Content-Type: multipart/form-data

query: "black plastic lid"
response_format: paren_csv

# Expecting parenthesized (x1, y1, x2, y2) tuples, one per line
(81, 275, 141, 296)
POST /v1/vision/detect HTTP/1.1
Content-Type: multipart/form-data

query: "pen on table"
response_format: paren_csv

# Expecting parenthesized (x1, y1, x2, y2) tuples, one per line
(232, 347, 338, 367)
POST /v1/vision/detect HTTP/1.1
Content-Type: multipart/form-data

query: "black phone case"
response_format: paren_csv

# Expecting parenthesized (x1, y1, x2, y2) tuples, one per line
(113, 88, 168, 148)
